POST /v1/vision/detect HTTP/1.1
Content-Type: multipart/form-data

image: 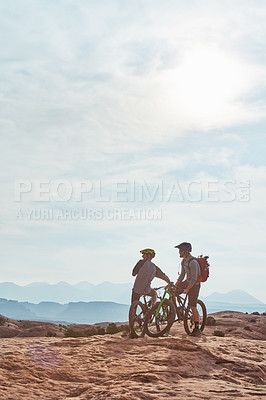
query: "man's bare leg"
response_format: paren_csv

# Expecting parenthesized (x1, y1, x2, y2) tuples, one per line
(191, 306, 199, 324)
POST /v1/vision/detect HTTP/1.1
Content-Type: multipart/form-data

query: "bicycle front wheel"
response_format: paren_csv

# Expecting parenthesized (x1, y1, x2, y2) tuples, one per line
(144, 299, 175, 337)
(129, 300, 146, 338)
(183, 299, 207, 335)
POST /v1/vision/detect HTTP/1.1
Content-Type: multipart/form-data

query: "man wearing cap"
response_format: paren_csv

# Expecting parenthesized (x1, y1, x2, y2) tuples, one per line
(175, 242, 202, 336)
(131, 248, 170, 305)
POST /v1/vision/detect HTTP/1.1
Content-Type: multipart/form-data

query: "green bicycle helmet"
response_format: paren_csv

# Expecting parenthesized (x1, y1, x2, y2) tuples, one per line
(140, 248, 156, 255)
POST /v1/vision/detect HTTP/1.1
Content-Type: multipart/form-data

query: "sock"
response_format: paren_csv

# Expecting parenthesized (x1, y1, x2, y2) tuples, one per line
(195, 322, 199, 329)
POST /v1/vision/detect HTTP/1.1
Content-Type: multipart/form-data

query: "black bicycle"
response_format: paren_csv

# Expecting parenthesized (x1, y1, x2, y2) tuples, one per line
(128, 287, 165, 338)
(144, 282, 207, 337)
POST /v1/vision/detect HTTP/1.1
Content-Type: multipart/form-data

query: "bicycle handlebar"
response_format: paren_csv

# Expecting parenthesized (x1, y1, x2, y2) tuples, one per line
(165, 282, 175, 289)
(154, 282, 175, 290)
(164, 282, 187, 298)
(153, 286, 165, 291)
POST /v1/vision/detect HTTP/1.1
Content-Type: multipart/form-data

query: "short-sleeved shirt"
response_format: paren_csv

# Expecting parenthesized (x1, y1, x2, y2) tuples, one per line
(177, 256, 201, 286)
(133, 260, 156, 295)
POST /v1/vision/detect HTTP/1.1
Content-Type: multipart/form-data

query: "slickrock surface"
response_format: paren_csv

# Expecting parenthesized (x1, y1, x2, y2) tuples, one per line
(0, 311, 265, 399)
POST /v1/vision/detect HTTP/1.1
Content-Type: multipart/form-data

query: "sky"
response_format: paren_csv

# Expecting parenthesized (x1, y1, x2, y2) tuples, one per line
(1, 0, 266, 303)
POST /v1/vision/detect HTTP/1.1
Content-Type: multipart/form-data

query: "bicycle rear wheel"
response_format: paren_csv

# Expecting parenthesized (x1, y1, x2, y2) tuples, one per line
(183, 299, 207, 335)
(144, 299, 175, 337)
(129, 300, 146, 338)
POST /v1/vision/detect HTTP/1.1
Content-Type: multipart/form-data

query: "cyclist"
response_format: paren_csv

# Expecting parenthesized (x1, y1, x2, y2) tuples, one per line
(131, 248, 170, 305)
(174, 242, 201, 336)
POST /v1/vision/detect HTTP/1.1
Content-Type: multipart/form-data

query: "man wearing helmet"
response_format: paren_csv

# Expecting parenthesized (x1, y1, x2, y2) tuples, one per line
(131, 248, 170, 305)
(175, 242, 202, 336)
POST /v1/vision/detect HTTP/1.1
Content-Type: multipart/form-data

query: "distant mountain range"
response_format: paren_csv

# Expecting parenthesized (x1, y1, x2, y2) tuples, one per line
(0, 299, 129, 324)
(203, 290, 263, 305)
(203, 290, 266, 314)
(0, 283, 265, 324)
(0, 281, 132, 304)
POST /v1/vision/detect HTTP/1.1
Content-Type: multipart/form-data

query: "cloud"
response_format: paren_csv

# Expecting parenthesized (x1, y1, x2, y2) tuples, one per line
(1, 0, 266, 152)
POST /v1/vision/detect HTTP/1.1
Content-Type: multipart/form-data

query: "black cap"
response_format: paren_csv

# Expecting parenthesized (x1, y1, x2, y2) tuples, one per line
(174, 242, 192, 252)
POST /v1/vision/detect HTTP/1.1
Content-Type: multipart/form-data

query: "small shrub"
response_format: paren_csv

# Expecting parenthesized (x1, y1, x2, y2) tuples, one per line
(46, 331, 57, 337)
(118, 324, 130, 333)
(213, 330, 225, 337)
(0, 317, 5, 326)
(84, 327, 106, 337)
(249, 319, 256, 323)
(206, 316, 216, 326)
(106, 323, 119, 334)
(84, 328, 98, 337)
(64, 328, 80, 338)
(96, 327, 106, 335)
(244, 326, 252, 331)
(251, 312, 260, 315)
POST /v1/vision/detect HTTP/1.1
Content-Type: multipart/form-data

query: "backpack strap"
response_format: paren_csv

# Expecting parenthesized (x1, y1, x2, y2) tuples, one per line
(181, 257, 195, 269)
(187, 257, 195, 268)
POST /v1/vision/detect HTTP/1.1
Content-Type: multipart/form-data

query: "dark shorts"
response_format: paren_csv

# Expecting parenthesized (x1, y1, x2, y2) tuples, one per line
(175, 282, 200, 307)
(131, 289, 156, 304)
(187, 284, 200, 307)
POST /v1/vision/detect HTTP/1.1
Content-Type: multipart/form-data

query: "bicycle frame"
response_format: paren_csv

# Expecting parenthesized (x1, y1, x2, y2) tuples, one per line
(155, 285, 188, 320)
(155, 288, 171, 317)
(173, 294, 189, 321)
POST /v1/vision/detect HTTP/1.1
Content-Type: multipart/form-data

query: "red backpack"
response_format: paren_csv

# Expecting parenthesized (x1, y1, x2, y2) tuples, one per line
(184, 255, 210, 283)
(195, 255, 210, 282)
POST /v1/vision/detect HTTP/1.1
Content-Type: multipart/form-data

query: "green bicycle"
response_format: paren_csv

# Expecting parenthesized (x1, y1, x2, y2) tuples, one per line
(144, 282, 207, 337)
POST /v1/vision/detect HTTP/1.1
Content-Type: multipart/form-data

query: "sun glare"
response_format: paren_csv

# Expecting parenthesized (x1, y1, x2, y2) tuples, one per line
(163, 47, 247, 119)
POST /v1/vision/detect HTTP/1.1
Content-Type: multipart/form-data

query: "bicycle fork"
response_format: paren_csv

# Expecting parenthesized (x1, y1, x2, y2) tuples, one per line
(155, 290, 172, 318)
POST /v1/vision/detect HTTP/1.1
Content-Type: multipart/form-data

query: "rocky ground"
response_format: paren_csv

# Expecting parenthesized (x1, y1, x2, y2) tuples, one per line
(0, 311, 265, 399)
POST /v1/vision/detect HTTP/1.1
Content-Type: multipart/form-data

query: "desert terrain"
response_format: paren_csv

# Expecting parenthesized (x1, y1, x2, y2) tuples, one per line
(0, 311, 265, 399)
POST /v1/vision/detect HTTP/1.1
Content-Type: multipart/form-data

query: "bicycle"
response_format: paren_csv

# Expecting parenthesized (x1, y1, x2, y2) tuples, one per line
(144, 282, 207, 337)
(128, 287, 165, 338)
